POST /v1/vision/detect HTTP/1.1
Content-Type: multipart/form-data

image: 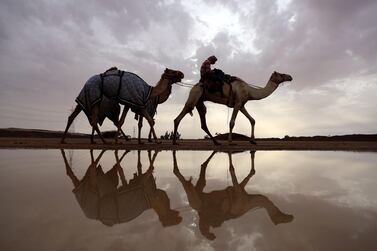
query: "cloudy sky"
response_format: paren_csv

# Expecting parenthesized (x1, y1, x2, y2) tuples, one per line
(0, 0, 376, 139)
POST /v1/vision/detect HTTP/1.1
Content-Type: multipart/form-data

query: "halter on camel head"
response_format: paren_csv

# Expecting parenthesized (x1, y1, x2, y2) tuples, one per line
(270, 71, 293, 85)
(161, 68, 184, 83)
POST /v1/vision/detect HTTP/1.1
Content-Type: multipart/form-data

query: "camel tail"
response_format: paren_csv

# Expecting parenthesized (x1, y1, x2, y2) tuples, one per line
(189, 111, 193, 116)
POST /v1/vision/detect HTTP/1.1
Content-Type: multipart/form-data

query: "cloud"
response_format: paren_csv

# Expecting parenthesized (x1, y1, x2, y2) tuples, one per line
(248, 0, 377, 88)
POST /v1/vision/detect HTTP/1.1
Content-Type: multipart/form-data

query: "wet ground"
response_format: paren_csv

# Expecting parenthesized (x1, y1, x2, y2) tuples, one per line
(1, 137, 377, 151)
(0, 150, 376, 251)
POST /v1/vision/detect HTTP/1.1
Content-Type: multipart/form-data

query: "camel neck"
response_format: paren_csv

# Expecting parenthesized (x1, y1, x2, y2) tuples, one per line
(248, 80, 279, 100)
(150, 78, 171, 99)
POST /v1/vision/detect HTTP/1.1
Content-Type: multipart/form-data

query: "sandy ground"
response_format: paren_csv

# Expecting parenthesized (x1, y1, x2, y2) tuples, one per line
(0, 137, 376, 152)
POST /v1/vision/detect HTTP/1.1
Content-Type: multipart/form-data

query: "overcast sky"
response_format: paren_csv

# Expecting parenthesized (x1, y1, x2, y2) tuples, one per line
(1, 0, 376, 139)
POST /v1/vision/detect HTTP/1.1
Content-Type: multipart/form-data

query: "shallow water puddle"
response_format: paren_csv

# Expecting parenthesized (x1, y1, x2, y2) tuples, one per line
(0, 150, 376, 251)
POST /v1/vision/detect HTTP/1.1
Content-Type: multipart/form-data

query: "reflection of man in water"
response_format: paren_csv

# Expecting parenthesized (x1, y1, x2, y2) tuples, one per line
(173, 151, 293, 240)
(61, 149, 181, 227)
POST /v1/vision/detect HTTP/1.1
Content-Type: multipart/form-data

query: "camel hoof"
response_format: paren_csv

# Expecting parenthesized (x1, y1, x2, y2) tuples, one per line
(155, 141, 162, 144)
(249, 139, 257, 145)
(138, 141, 144, 145)
(173, 141, 179, 145)
(214, 141, 221, 145)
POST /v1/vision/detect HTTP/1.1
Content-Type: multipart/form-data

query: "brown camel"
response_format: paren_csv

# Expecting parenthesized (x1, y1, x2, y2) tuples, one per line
(173, 71, 292, 145)
(61, 68, 184, 144)
(173, 150, 294, 240)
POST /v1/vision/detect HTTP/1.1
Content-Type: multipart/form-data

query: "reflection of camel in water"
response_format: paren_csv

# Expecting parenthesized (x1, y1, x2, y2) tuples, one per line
(61, 149, 181, 227)
(173, 151, 293, 240)
(173, 71, 292, 145)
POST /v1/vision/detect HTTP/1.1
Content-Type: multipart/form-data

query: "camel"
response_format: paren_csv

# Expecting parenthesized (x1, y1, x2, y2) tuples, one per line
(61, 149, 182, 227)
(173, 71, 292, 145)
(173, 150, 294, 240)
(61, 68, 184, 144)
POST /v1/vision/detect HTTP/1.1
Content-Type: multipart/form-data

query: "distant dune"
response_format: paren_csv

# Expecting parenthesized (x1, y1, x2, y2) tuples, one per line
(212, 132, 377, 141)
(0, 128, 86, 138)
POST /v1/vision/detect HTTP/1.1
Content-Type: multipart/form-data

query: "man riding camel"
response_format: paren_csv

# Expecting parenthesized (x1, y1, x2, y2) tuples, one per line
(200, 55, 229, 95)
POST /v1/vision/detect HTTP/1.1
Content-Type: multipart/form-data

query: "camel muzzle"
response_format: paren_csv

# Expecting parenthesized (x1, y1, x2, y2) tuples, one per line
(177, 71, 184, 80)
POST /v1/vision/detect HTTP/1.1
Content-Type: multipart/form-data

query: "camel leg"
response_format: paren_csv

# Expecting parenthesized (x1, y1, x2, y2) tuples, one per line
(172, 151, 186, 182)
(196, 101, 220, 145)
(148, 128, 153, 142)
(173, 150, 203, 212)
(240, 106, 256, 144)
(228, 152, 240, 188)
(137, 150, 142, 174)
(90, 104, 107, 144)
(60, 149, 80, 187)
(228, 103, 242, 144)
(148, 150, 158, 168)
(90, 149, 95, 162)
(240, 151, 256, 188)
(173, 106, 193, 145)
(196, 151, 217, 192)
(114, 149, 129, 165)
(173, 85, 203, 145)
(61, 105, 82, 144)
(118, 128, 129, 141)
(115, 150, 129, 187)
(145, 150, 158, 175)
(137, 115, 144, 144)
(115, 106, 129, 143)
(140, 109, 160, 144)
(88, 149, 106, 187)
(90, 127, 95, 144)
(92, 149, 106, 166)
(118, 161, 128, 187)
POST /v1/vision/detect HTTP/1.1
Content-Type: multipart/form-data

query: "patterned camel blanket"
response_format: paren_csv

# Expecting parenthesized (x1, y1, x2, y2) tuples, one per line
(97, 96, 120, 126)
(76, 69, 156, 119)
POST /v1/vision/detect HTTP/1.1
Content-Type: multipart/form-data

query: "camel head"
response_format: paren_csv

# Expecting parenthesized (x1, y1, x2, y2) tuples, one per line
(270, 71, 293, 85)
(154, 68, 184, 102)
(161, 68, 184, 84)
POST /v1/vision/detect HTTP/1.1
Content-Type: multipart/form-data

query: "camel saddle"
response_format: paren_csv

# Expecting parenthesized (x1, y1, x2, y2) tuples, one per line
(201, 68, 237, 94)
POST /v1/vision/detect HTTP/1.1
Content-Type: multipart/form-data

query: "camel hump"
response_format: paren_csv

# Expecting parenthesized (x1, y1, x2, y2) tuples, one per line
(228, 76, 239, 84)
(104, 66, 119, 74)
(102, 67, 122, 77)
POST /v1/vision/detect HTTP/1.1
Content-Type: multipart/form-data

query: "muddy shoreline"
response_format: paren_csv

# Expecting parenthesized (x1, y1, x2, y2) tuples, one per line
(1, 137, 377, 152)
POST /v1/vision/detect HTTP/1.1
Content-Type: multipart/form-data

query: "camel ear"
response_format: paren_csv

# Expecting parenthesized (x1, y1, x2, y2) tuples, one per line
(165, 68, 168, 72)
